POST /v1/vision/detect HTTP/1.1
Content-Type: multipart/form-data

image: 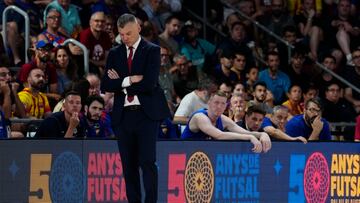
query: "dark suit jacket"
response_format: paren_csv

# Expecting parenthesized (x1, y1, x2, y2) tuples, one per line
(102, 38, 170, 126)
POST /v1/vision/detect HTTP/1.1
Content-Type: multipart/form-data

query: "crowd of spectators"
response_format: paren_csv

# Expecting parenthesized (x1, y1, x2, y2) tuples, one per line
(0, 0, 359, 142)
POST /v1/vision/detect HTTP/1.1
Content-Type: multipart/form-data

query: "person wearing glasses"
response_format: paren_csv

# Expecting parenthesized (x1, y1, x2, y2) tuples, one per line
(285, 97, 331, 140)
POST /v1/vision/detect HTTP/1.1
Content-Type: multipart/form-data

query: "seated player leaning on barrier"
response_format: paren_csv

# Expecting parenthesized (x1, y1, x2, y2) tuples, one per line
(181, 91, 271, 153)
(81, 95, 114, 138)
(285, 98, 331, 141)
(260, 105, 307, 143)
(36, 91, 85, 138)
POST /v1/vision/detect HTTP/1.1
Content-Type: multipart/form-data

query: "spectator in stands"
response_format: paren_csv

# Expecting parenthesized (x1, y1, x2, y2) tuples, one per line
(86, 74, 101, 96)
(55, 46, 78, 94)
(285, 98, 331, 140)
(105, 15, 116, 45)
(18, 68, 51, 119)
(180, 20, 216, 77)
(219, 82, 233, 101)
(282, 84, 303, 116)
(328, 0, 360, 65)
(0, 76, 12, 138)
(82, 95, 114, 138)
(284, 46, 308, 88)
(19, 40, 60, 102)
(118, 0, 149, 23)
(259, 51, 290, 104)
(302, 84, 318, 110)
(38, 8, 66, 48)
(212, 50, 236, 85)
(313, 54, 342, 98)
(216, 22, 255, 69)
(142, 0, 170, 33)
(36, 91, 84, 138)
(322, 82, 356, 140)
(237, 0, 264, 28)
(173, 77, 217, 124)
(245, 67, 259, 98)
(159, 15, 181, 55)
(260, 105, 307, 143)
(181, 91, 271, 153)
(277, 25, 300, 68)
(233, 82, 246, 97)
(344, 48, 360, 113)
(250, 82, 273, 114)
(293, 0, 323, 61)
(230, 51, 247, 85)
(228, 93, 246, 125)
(171, 54, 198, 99)
(0, 66, 26, 118)
(159, 45, 178, 113)
(45, 0, 82, 37)
(79, 11, 112, 76)
(259, 0, 295, 37)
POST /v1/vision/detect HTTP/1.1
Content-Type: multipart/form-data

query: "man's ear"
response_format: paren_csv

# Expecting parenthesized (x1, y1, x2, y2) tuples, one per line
(84, 105, 88, 113)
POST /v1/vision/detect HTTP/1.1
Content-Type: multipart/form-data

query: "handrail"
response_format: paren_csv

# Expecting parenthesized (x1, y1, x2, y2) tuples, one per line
(315, 61, 360, 95)
(220, 0, 294, 63)
(182, 7, 227, 38)
(2, 5, 30, 63)
(62, 38, 89, 75)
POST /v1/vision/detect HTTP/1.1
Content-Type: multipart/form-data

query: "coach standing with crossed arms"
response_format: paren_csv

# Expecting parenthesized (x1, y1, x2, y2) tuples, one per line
(102, 14, 170, 203)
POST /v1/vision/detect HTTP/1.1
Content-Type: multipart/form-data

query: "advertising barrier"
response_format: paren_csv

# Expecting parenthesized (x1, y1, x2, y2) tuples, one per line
(0, 140, 359, 203)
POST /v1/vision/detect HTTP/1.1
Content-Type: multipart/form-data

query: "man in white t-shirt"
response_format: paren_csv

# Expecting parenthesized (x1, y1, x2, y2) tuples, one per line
(173, 78, 217, 124)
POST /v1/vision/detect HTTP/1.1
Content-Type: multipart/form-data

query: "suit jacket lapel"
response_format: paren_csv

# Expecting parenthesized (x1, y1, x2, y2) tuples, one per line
(132, 39, 146, 73)
(118, 44, 129, 75)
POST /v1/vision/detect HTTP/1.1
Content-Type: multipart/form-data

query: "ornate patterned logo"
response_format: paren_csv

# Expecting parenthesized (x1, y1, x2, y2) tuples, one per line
(304, 152, 330, 203)
(50, 151, 86, 203)
(184, 152, 214, 203)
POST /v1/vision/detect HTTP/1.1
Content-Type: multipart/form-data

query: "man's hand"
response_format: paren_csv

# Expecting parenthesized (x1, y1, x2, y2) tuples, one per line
(10, 82, 19, 94)
(259, 132, 272, 153)
(107, 69, 120, 79)
(0, 81, 11, 95)
(69, 112, 80, 129)
(130, 75, 143, 83)
(311, 116, 323, 133)
(293, 136, 308, 144)
(250, 137, 262, 153)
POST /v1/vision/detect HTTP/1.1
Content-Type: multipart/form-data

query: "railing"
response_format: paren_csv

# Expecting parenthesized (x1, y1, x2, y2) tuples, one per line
(2, 5, 30, 63)
(182, 7, 227, 38)
(315, 61, 360, 95)
(220, 0, 294, 64)
(62, 38, 89, 75)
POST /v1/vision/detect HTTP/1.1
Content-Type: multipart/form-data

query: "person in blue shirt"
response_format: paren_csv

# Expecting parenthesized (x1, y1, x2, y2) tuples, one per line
(285, 98, 332, 140)
(260, 105, 307, 143)
(181, 91, 271, 153)
(258, 51, 290, 104)
(82, 95, 114, 138)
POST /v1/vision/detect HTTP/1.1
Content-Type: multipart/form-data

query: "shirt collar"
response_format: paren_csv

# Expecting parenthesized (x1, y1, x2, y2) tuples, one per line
(126, 36, 141, 51)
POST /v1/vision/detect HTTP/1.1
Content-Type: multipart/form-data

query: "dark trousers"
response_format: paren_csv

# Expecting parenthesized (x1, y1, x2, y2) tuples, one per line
(115, 107, 159, 203)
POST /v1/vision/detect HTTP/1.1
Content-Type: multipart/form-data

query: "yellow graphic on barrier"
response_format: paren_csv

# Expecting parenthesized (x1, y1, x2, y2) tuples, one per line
(29, 154, 52, 203)
(184, 151, 214, 203)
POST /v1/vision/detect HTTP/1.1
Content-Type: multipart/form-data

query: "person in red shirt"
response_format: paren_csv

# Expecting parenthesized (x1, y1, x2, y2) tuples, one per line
(79, 11, 112, 76)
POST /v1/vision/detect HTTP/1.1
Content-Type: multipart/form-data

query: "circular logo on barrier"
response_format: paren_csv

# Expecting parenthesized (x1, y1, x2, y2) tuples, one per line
(304, 152, 330, 203)
(50, 151, 86, 203)
(184, 151, 214, 203)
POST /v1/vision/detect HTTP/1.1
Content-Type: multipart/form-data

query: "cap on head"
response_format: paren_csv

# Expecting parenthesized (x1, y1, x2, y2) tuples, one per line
(36, 40, 54, 50)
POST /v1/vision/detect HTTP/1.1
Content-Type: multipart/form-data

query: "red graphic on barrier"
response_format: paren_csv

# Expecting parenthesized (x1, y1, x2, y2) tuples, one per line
(167, 154, 186, 202)
(304, 152, 330, 203)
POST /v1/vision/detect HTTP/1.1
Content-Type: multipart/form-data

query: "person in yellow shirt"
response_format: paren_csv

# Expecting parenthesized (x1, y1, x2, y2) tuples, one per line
(18, 68, 51, 119)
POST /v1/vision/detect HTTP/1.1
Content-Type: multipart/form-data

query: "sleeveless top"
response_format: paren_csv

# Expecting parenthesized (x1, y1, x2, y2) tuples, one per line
(181, 108, 224, 139)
